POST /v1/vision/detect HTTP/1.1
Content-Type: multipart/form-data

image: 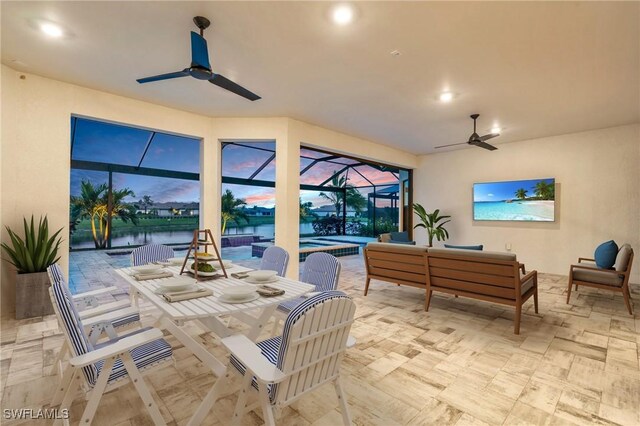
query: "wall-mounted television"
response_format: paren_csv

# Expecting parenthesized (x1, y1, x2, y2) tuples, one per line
(473, 178, 555, 222)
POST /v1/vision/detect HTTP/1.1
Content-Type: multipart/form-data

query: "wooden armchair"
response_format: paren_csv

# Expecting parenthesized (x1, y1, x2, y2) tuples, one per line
(566, 244, 634, 314)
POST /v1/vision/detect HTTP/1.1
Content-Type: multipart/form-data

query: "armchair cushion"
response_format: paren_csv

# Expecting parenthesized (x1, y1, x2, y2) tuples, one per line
(594, 240, 618, 269)
(572, 265, 623, 286)
(614, 244, 632, 272)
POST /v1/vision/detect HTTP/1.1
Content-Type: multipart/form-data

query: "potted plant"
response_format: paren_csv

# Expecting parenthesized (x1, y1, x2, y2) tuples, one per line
(413, 204, 451, 247)
(1, 216, 63, 319)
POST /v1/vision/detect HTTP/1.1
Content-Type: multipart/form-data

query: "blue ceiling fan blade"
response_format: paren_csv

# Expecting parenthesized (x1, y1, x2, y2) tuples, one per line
(191, 31, 211, 69)
(137, 69, 189, 84)
(209, 74, 261, 101)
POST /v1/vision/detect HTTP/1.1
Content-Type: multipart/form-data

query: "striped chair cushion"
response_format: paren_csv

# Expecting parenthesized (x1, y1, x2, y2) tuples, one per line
(229, 336, 280, 401)
(48, 264, 172, 387)
(230, 291, 351, 404)
(95, 336, 173, 385)
(275, 296, 305, 314)
(111, 312, 141, 329)
(130, 244, 175, 266)
(260, 246, 290, 277)
(301, 252, 341, 292)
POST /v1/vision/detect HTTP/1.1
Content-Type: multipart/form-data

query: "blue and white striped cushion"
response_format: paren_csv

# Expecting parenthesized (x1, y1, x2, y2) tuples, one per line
(260, 246, 290, 277)
(275, 296, 305, 314)
(49, 264, 100, 385)
(229, 336, 280, 400)
(130, 244, 175, 266)
(48, 264, 172, 387)
(95, 337, 173, 385)
(230, 291, 351, 404)
(301, 252, 341, 292)
(111, 312, 141, 329)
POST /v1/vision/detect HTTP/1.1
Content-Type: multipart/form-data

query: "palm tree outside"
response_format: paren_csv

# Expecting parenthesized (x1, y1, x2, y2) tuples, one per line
(70, 180, 139, 248)
(318, 172, 367, 218)
(138, 195, 154, 215)
(221, 189, 249, 234)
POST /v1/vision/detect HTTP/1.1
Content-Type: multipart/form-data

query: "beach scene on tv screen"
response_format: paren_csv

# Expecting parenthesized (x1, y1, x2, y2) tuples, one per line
(473, 178, 555, 221)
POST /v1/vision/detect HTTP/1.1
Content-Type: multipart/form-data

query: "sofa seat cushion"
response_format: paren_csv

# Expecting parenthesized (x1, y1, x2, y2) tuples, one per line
(572, 265, 623, 286)
(520, 274, 535, 295)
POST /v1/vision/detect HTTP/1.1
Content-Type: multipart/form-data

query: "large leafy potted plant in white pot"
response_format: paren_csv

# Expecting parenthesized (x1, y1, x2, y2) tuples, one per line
(413, 204, 451, 247)
(2, 216, 63, 319)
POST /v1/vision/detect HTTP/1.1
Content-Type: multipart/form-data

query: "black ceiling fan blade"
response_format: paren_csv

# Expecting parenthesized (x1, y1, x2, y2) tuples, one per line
(209, 74, 261, 101)
(472, 140, 498, 151)
(190, 31, 211, 70)
(479, 133, 499, 142)
(434, 142, 468, 149)
(137, 70, 189, 84)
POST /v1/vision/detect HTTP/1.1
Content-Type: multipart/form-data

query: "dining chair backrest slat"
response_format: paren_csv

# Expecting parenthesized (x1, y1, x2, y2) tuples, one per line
(260, 246, 290, 277)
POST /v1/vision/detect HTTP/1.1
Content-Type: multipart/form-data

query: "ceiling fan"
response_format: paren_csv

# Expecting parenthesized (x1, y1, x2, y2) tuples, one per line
(434, 114, 499, 151)
(136, 16, 261, 101)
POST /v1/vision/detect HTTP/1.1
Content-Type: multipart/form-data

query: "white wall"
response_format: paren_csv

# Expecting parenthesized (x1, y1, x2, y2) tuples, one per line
(0, 66, 417, 315)
(414, 124, 640, 282)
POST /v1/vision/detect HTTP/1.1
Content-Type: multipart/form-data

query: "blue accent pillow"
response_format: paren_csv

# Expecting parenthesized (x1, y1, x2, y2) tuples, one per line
(389, 232, 410, 242)
(444, 244, 483, 251)
(594, 240, 618, 269)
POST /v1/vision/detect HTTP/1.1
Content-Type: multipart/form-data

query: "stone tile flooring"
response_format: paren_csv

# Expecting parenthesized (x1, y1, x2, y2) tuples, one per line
(1, 251, 639, 425)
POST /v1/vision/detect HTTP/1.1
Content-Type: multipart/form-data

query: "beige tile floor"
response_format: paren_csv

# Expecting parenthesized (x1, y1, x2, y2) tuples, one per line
(1, 254, 639, 425)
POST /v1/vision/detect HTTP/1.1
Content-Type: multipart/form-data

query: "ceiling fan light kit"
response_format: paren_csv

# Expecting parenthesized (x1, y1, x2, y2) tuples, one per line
(434, 113, 500, 151)
(136, 16, 261, 101)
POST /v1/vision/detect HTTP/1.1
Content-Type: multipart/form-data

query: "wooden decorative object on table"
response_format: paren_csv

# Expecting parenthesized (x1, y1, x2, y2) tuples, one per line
(180, 229, 228, 280)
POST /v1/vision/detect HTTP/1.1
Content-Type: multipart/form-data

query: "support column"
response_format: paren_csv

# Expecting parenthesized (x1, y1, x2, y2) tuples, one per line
(200, 131, 221, 247)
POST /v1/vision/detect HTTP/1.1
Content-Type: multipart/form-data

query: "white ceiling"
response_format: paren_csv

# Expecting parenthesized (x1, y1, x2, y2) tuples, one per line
(2, 1, 639, 154)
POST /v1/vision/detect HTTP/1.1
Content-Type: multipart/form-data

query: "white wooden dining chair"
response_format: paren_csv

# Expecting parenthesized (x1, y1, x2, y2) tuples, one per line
(130, 244, 175, 266)
(260, 246, 290, 277)
(271, 252, 341, 335)
(47, 265, 173, 426)
(47, 264, 141, 376)
(223, 291, 356, 426)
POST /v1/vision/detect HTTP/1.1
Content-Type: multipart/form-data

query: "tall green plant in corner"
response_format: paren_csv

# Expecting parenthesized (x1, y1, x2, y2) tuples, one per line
(413, 204, 451, 247)
(1, 215, 63, 273)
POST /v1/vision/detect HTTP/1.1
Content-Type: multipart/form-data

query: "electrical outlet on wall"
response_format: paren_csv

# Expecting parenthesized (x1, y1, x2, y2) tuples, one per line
(505, 243, 512, 251)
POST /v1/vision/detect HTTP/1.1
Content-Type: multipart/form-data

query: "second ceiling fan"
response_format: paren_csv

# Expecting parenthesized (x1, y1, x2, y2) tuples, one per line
(435, 114, 499, 151)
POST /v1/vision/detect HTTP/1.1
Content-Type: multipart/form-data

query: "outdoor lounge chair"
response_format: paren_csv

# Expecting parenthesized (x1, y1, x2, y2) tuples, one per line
(566, 244, 634, 314)
(47, 264, 141, 376)
(47, 265, 173, 425)
(260, 246, 290, 277)
(271, 252, 341, 334)
(223, 291, 356, 426)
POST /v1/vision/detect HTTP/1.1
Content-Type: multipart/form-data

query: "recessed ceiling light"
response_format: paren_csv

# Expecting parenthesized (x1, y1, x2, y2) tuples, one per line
(40, 22, 64, 38)
(439, 92, 454, 102)
(332, 4, 354, 25)
(491, 126, 502, 134)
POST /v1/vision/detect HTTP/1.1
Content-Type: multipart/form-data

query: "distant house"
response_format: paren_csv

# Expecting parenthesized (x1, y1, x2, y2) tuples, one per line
(243, 206, 275, 217)
(144, 202, 199, 217)
(311, 205, 358, 217)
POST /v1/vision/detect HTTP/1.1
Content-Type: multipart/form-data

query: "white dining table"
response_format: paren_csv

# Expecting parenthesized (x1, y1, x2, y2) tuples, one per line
(115, 264, 315, 426)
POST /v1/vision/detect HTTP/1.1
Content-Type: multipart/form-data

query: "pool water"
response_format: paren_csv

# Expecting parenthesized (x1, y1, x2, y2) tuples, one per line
(299, 243, 325, 249)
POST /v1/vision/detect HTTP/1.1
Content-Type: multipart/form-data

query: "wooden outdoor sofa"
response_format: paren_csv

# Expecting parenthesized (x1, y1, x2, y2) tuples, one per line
(363, 243, 538, 334)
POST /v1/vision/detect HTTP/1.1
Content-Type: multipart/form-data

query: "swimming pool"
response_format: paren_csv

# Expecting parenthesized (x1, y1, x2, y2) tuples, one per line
(252, 239, 360, 261)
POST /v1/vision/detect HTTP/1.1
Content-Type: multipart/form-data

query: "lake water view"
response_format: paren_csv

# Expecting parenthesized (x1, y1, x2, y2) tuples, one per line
(70, 222, 316, 249)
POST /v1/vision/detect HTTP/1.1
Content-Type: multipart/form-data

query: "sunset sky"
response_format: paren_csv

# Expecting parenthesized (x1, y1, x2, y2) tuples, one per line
(71, 119, 399, 208)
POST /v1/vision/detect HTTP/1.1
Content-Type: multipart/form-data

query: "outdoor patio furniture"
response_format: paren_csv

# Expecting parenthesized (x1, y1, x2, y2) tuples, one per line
(566, 244, 634, 314)
(47, 266, 172, 425)
(271, 252, 341, 334)
(46, 264, 141, 376)
(260, 245, 290, 277)
(425, 248, 538, 334)
(115, 263, 315, 425)
(378, 231, 416, 245)
(223, 291, 356, 426)
(363, 242, 429, 295)
(130, 244, 175, 266)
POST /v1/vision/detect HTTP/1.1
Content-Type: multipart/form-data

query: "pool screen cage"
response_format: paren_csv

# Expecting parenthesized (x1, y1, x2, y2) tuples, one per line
(221, 142, 409, 238)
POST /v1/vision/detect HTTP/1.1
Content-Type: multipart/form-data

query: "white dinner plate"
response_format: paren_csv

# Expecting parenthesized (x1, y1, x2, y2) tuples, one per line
(218, 293, 259, 304)
(158, 276, 197, 291)
(245, 276, 279, 284)
(130, 264, 163, 275)
(154, 284, 199, 295)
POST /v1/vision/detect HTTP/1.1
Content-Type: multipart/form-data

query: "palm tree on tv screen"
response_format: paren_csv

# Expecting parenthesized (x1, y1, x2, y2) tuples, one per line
(515, 188, 528, 200)
(533, 181, 554, 200)
(221, 189, 248, 234)
(70, 180, 139, 248)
